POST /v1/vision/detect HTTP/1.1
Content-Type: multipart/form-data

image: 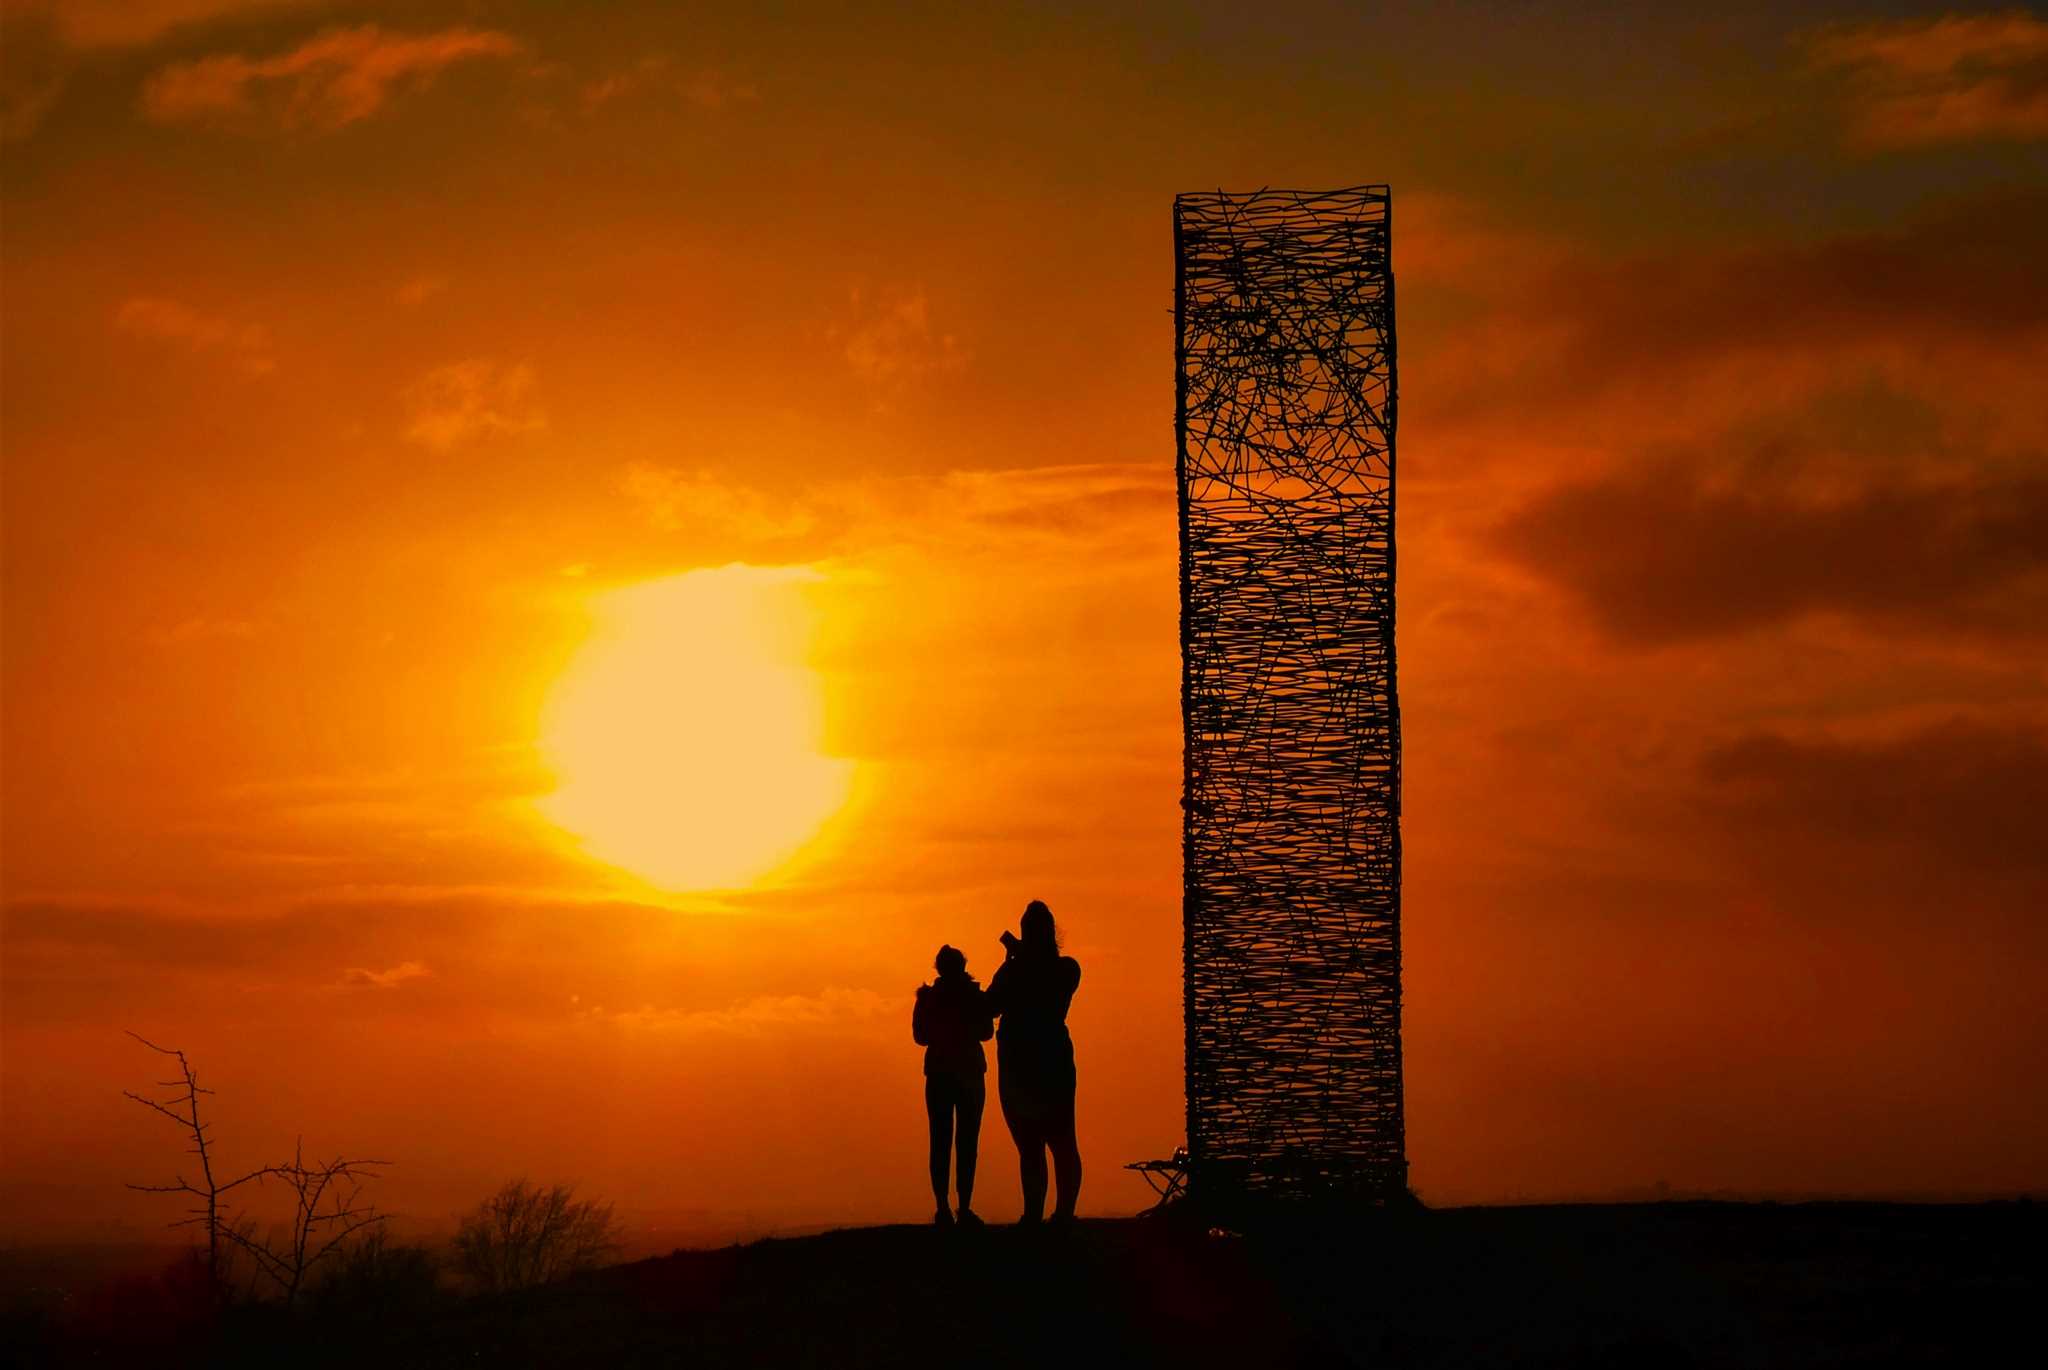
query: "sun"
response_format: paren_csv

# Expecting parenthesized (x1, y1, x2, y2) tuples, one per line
(537, 566, 853, 891)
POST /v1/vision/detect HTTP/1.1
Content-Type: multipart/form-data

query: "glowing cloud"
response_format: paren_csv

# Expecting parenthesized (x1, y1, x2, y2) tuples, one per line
(140, 24, 520, 130)
(1807, 11, 2048, 148)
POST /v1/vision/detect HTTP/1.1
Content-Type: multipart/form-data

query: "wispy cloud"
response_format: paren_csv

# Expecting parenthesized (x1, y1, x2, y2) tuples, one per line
(147, 615, 263, 647)
(339, 959, 430, 990)
(141, 24, 520, 131)
(679, 70, 760, 111)
(589, 987, 888, 1037)
(395, 274, 448, 308)
(836, 286, 967, 392)
(114, 295, 275, 375)
(2, 70, 65, 142)
(404, 359, 545, 449)
(619, 465, 820, 541)
(1806, 11, 2048, 148)
(579, 54, 759, 113)
(5, 1, 328, 141)
(617, 460, 1166, 564)
(4, 1, 316, 50)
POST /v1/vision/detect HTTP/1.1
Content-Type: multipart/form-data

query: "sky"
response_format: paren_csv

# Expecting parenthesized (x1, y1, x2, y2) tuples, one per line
(3, 1, 2046, 1243)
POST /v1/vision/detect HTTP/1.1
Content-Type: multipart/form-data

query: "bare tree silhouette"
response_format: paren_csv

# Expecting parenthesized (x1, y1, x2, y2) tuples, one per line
(453, 1180, 621, 1292)
(124, 1032, 387, 1307)
(225, 1140, 388, 1306)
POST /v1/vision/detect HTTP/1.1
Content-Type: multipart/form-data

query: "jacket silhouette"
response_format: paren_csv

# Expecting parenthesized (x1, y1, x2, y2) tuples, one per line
(986, 949, 1081, 1106)
(912, 948, 993, 1225)
(913, 968, 994, 1081)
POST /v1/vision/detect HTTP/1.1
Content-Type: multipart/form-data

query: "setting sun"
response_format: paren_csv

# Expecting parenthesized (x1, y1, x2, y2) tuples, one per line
(537, 566, 853, 891)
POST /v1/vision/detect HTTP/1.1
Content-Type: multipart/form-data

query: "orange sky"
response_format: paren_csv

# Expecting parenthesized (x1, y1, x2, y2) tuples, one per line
(4, 1, 2046, 1242)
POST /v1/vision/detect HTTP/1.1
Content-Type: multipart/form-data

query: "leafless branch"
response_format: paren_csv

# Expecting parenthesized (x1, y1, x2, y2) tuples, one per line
(124, 1034, 390, 1307)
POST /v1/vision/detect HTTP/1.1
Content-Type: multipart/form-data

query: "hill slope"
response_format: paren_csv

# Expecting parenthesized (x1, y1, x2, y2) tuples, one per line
(23, 1202, 2042, 1367)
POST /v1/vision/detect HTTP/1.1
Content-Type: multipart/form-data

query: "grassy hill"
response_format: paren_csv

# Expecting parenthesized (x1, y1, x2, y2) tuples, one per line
(13, 1201, 2040, 1367)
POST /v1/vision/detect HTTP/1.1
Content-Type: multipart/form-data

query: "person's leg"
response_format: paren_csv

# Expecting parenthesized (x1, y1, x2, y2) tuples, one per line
(998, 1064, 1048, 1222)
(955, 1078, 985, 1214)
(1049, 1086, 1082, 1220)
(924, 1077, 953, 1217)
(1007, 1114, 1048, 1222)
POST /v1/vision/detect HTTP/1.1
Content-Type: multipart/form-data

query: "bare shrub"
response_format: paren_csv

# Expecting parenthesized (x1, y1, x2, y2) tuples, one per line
(124, 1033, 386, 1307)
(453, 1180, 621, 1292)
(306, 1228, 444, 1323)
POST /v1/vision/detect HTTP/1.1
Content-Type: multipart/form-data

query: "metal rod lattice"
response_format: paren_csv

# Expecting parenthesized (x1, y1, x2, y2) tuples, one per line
(1176, 185, 1405, 1202)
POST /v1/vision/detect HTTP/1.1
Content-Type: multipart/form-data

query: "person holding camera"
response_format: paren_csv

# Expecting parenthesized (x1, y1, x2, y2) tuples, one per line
(912, 944, 993, 1227)
(985, 899, 1083, 1223)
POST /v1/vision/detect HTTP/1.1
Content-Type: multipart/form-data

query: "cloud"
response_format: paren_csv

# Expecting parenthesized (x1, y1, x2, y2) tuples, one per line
(679, 71, 760, 111)
(1699, 721, 2048, 898)
(616, 459, 1167, 570)
(929, 463, 1160, 523)
(147, 616, 263, 647)
(620, 465, 819, 542)
(339, 959, 430, 990)
(114, 295, 276, 375)
(1805, 11, 2048, 149)
(140, 24, 520, 131)
(579, 55, 759, 113)
(2, 890, 707, 1023)
(1411, 189, 2048, 477)
(1, 70, 64, 141)
(0, 11, 66, 140)
(2, 1, 314, 49)
(1493, 462, 2048, 644)
(1557, 190, 2048, 379)
(395, 275, 447, 308)
(837, 287, 966, 390)
(592, 988, 888, 1037)
(403, 359, 544, 449)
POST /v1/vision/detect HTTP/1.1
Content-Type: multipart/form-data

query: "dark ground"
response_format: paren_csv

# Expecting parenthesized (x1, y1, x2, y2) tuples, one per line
(9, 1201, 2040, 1368)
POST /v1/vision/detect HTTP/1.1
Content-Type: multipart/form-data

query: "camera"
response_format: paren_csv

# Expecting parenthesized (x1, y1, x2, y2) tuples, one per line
(999, 930, 1020, 955)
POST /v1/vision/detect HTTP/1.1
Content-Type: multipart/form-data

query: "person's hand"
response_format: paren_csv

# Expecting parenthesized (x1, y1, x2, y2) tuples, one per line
(1000, 929, 1020, 956)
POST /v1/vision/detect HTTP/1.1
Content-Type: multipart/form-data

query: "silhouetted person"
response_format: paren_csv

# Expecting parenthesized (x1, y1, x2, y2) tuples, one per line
(912, 944, 993, 1227)
(986, 900, 1082, 1223)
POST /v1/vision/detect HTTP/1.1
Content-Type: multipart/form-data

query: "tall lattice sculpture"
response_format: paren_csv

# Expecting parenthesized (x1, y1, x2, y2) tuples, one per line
(1176, 186, 1404, 1202)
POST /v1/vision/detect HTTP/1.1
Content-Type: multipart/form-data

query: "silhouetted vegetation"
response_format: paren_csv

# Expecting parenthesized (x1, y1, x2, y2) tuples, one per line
(305, 1229, 446, 1325)
(452, 1180, 621, 1293)
(14, 1202, 2039, 1368)
(123, 1033, 387, 1307)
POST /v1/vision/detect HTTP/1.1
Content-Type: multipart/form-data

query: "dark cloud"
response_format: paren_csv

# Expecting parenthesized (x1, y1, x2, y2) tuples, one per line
(0, 10, 68, 140)
(0, 892, 762, 1027)
(1804, 12, 2048, 149)
(1698, 721, 2048, 902)
(1417, 189, 2048, 434)
(1555, 188, 2048, 373)
(1494, 464, 2048, 643)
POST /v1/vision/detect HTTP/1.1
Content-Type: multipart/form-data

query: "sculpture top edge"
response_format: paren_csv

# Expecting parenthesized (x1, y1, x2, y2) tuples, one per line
(1173, 184, 1389, 212)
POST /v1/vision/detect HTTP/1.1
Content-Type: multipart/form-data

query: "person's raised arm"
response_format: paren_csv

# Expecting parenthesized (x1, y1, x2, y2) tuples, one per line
(912, 985, 932, 1045)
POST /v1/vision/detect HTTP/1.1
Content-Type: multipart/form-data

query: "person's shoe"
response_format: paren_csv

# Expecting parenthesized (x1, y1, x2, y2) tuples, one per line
(933, 1206, 954, 1227)
(1016, 1211, 1043, 1226)
(955, 1207, 984, 1229)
